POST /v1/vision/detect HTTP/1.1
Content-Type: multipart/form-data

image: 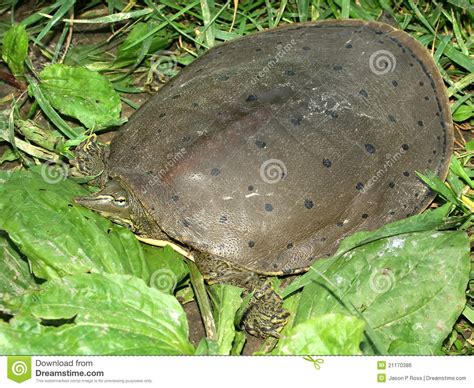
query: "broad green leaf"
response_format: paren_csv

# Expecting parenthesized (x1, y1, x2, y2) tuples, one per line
(195, 338, 220, 355)
(284, 205, 456, 295)
(0, 233, 37, 311)
(0, 170, 149, 281)
(1, 24, 29, 76)
(293, 230, 470, 355)
(274, 313, 365, 355)
(38, 64, 122, 130)
(143, 245, 189, 294)
(0, 274, 194, 355)
(452, 104, 473, 122)
(209, 284, 243, 355)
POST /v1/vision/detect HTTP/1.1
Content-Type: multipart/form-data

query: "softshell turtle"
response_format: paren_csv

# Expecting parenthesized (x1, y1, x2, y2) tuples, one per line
(75, 19, 453, 338)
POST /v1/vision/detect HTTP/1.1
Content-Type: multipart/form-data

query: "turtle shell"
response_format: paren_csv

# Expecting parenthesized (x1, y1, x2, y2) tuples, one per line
(108, 19, 453, 274)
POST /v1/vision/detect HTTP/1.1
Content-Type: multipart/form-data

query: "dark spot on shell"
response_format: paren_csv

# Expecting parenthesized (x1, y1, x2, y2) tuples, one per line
(356, 182, 365, 191)
(182, 135, 191, 142)
(389, 182, 395, 188)
(321, 237, 327, 242)
(285, 69, 296, 76)
(389, 210, 395, 215)
(248, 185, 254, 191)
(325, 110, 338, 119)
(323, 158, 332, 168)
(362, 213, 369, 219)
(287, 243, 294, 249)
(304, 199, 314, 209)
(437, 136, 441, 140)
(307, 256, 314, 262)
(415, 193, 419, 198)
(392, 80, 398, 87)
(417, 120, 424, 126)
(402, 144, 409, 151)
(302, 46, 310, 50)
(359, 89, 368, 97)
(183, 220, 191, 228)
(333, 65, 343, 71)
(336, 221, 344, 227)
(172, 94, 181, 99)
(273, 263, 278, 269)
(428, 159, 432, 163)
(192, 102, 199, 107)
(365, 143, 376, 154)
(290, 116, 303, 126)
(171, 195, 179, 202)
(433, 149, 437, 154)
(403, 171, 410, 177)
(264, 203, 273, 212)
(424, 96, 429, 100)
(255, 140, 266, 149)
(246, 95, 258, 102)
(159, 112, 166, 118)
(211, 168, 221, 176)
(248, 240, 255, 248)
(219, 215, 228, 224)
(255, 48, 262, 52)
(419, 81, 424, 86)
(388, 114, 396, 122)
(147, 170, 153, 174)
(217, 74, 229, 81)
(345, 43, 352, 48)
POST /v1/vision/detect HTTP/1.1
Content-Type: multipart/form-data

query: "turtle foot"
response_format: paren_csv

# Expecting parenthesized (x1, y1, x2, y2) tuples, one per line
(72, 137, 109, 186)
(194, 252, 289, 339)
(241, 280, 289, 339)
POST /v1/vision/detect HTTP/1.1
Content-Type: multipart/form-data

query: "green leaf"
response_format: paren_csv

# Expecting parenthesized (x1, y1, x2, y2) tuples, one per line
(0, 169, 149, 281)
(274, 313, 365, 355)
(293, 230, 470, 355)
(284, 205, 455, 296)
(38, 64, 122, 130)
(0, 233, 37, 311)
(143, 245, 189, 294)
(452, 104, 473, 122)
(209, 284, 243, 355)
(0, 274, 194, 355)
(2, 24, 29, 76)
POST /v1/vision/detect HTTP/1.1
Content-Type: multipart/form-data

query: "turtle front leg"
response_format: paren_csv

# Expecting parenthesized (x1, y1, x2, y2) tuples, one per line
(71, 137, 109, 187)
(194, 252, 289, 338)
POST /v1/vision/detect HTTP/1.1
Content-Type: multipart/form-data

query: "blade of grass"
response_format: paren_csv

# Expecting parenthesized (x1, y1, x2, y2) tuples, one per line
(188, 261, 217, 341)
(34, 0, 76, 44)
(200, 0, 216, 48)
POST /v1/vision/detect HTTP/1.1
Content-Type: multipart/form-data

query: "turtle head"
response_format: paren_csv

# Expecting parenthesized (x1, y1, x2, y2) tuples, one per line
(74, 180, 135, 229)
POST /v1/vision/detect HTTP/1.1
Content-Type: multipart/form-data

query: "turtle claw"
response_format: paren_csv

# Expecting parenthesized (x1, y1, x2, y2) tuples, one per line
(241, 282, 289, 339)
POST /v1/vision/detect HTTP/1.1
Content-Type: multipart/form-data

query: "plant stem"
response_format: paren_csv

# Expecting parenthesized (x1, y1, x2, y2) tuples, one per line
(188, 261, 217, 341)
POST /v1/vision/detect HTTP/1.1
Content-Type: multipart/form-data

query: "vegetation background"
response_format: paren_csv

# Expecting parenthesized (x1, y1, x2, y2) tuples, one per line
(0, 0, 472, 355)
